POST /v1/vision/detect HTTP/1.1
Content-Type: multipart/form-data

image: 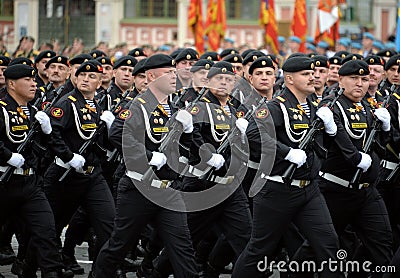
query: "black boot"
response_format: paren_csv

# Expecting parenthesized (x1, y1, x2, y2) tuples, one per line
(0, 244, 16, 265)
(115, 268, 127, 278)
(11, 258, 37, 278)
(62, 252, 84, 275)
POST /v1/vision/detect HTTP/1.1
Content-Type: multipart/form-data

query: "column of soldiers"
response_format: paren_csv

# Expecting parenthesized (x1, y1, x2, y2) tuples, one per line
(0, 42, 399, 278)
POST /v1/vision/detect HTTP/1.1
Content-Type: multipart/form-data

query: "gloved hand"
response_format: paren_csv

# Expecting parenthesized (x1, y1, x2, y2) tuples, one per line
(206, 153, 225, 170)
(357, 152, 372, 173)
(284, 148, 307, 168)
(67, 153, 86, 170)
(34, 111, 52, 134)
(7, 153, 25, 168)
(175, 110, 193, 133)
(149, 152, 167, 170)
(235, 118, 249, 143)
(374, 108, 391, 132)
(316, 106, 337, 135)
(100, 110, 115, 130)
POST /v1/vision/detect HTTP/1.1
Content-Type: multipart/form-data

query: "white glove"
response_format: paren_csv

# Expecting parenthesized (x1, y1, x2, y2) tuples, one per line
(7, 153, 25, 168)
(175, 110, 193, 133)
(357, 152, 372, 173)
(100, 110, 115, 130)
(316, 107, 337, 135)
(149, 152, 167, 170)
(374, 108, 391, 132)
(284, 148, 307, 168)
(206, 153, 225, 170)
(34, 111, 52, 134)
(67, 153, 86, 170)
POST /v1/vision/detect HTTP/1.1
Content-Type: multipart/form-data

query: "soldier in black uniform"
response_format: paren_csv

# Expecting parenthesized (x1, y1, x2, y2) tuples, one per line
(131, 58, 148, 98)
(318, 60, 393, 274)
(34, 50, 56, 88)
(61, 54, 93, 97)
(175, 48, 199, 91)
(200, 51, 220, 62)
(363, 55, 386, 109)
(326, 56, 343, 94)
(128, 47, 148, 62)
(233, 56, 341, 278)
(94, 53, 198, 278)
(43, 61, 116, 276)
(0, 56, 10, 97)
(95, 56, 114, 92)
(0, 64, 72, 278)
(381, 54, 400, 95)
(308, 55, 329, 105)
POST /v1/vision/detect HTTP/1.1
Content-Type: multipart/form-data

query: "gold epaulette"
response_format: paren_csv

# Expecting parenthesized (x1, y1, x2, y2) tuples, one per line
(137, 97, 146, 104)
(202, 97, 211, 103)
(276, 96, 286, 102)
(393, 93, 400, 100)
(68, 95, 77, 102)
(0, 100, 6, 106)
(40, 86, 46, 92)
(126, 96, 133, 101)
(376, 90, 382, 97)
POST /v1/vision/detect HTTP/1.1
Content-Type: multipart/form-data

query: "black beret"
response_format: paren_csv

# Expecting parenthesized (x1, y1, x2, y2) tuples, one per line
(219, 48, 239, 59)
(190, 59, 214, 73)
(207, 61, 235, 78)
(365, 55, 385, 66)
(128, 47, 147, 58)
(170, 48, 184, 59)
(95, 56, 113, 66)
(308, 53, 317, 58)
(334, 51, 350, 59)
(376, 48, 397, 58)
(241, 48, 257, 59)
(113, 56, 137, 69)
(132, 58, 148, 76)
(312, 55, 329, 68)
(338, 60, 369, 76)
(4, 64, 36, 79)
(89, 49, 107, 59)
(243, 51, 265, 65)
(9, 57, 33, 67)
(384, 54, 400, 70)
(0, 56, 10, 67)
(175, 48, 199, 63)
(248, 57, 274, 75)
(75, 61, 103, 77)
(328, 56, 343, 66)
(342, 53, 363, 64)
(282, 57, 315, 72)
(35, 50, 56, 63)
(200, 51, 220, 61)
(265, 54, 279, 65)
(69, 54, 93, 65)
(45, 56, 69, 69)
(287, 52, 307, 59)
(144, 54, 175, 71)
(223, 53, 243, 64)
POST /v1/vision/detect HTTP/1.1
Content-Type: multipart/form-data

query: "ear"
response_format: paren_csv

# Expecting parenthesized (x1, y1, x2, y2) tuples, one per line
(285, 74, 294, 85)
(248, 75, 254, 86)
(338, 76, 344, 88)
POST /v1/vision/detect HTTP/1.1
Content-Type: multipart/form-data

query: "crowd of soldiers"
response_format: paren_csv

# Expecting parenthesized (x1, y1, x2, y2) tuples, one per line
(0, 32, 399, 278)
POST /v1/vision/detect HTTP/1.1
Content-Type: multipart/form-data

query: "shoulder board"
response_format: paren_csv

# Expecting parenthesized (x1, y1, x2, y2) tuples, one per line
(40, 86, 46, 92)
(376, 90, 382, 97)
(276, 96, 286, 102)
(68, 95, 77, 102)
(0, 100, 6, 106)
(137, 97, 146, 104)
(126, 96, 133, 101)
(202, 97, 211, 103)
(394, 93, 400, 100)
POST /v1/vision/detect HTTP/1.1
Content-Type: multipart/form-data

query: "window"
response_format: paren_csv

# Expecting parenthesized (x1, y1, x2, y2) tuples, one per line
(0, 0, 13, 17)
(226, 0, 258, 20)
(125, 0, 177, 18)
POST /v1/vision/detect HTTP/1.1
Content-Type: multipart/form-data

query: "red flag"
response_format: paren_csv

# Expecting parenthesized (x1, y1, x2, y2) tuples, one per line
(291, 0, 307, 52)
(315, 0, 340, 46)
(205, 0, 227, 51)
(259, 0, 279, 54)
(188, 0, 205, 54)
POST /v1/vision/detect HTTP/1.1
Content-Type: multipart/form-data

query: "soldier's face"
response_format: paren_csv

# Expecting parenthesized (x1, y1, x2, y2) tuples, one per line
(10, 77, 37, 102)
(209, 74, 235, 99)
(386, 65, 400, 85)
(231, 63, 244, 78)
(113, 66, 134, 91)
(133, 73, 148, 93)
(192, 69, 209, 89)
(77, 72, 102, 95)
(249, 67, 275, 93)
(285, 70, 315, 95)
(368, 65, 384, 88)
(47, 63, 70, 84)
(70, 64, 80, 85)
(36, 58, 50, 77)
(147, 67, 176, 95)
(101, 64, 113, 84)
(0, 66, 6, 86)
(313, 67, 328, 90)
(176, 60, 195, 80)
(327, 64, 341, 83)
(340, 75, 370, 102)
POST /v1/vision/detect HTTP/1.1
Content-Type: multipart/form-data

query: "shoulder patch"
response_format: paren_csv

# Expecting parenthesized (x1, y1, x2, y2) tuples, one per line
(118, 109, 132, 120)
(276, 96, 286, 103)
(137, 97, 146, 104)
(202, 97, 211, 103)
(190, 106, 200, 115)
(68, 95, 77, 102)
(41, 101, 50, 110)
(236, 111, 245, 118)
(0, 100, 6, 106)
(50, 107, 64, 118)
(393, 93, 400, 100)
(114, 106, 122, 114)
(256, 108, 268, 119)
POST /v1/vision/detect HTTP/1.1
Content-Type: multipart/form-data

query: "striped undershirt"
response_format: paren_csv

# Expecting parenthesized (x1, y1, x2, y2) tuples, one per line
(299, 103, 310, 118)
(85, 99, 96, 109)
(222, 105, 231, 116)
(21, 106, 30, 118)
(161, 104, 172, 118)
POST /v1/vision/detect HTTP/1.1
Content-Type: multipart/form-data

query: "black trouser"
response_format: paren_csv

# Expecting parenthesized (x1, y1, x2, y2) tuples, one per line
(94, 175, 198, 278)
(320, 178, 393, 277)
(43, 163, 115, 266)
(233, 180, 341, 278)
(63, 207, 91, 256)
(0, 174, 63, 273)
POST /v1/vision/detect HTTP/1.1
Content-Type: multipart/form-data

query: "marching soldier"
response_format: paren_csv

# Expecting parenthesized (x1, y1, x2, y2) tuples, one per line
(95, 56, 114, 92)
(381, 54, 400, 95)
(61, 54, 93, 97)
(326, 56, 343, 94)
(131, 58, 148, 98)
(34, 50, 56, 88)
(174, 48, 199, 91)
(0, 56, 10, 95)
(308, 55, 330, 104)
(363, 55, 386, 109)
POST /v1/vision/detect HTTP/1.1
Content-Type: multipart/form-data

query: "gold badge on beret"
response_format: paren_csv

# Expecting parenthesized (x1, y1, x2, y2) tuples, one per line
(205, 64, 210, 69)
(0, 60, 3, 65)
(207, 56, 212, 60)
(186, 54, 191, 60)
(359, 68, 364, 74)
(253, 56, 257, 61)
(222, 68, 227, 73)
(86, 65, 90, 70)
(352, 56, 357, 60)
(386, 51, 390, 56)
(22, 62, 27, 65)
(84, 59, 89, 62)
(127, 60, 132, 65)
(310, 63, 315, 69)
(341, 54, 346, 58)
(397, 59, 400, 64)
(172, 60, 175, 66)
(334, 59, 338, 64)
(135, 51, 139, 56)
(57, 57, 62, 62)
(231, 50, 235, 54)
(101, 58, 105, 64)
(31, 70, 35, 75)
(369, 58, 374, 63)
(316, 61, 320, 66)
(47, 53, 51, 57)
(261, 61, 266, 66)
(234, 57, 238, 62)
(93, 53, 97, 58)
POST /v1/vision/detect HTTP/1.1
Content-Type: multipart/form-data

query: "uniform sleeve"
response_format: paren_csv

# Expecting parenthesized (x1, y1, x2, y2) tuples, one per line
(267, 101, 291, 158)
(0, 110, 13, 164)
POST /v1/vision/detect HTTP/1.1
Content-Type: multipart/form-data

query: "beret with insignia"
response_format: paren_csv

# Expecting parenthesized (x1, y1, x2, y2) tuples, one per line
(265, 54, 279, 65)
(248, 57, 274, 75)
(365, 55, 385, 66)
(312, 55, 329, 68)
(240, 48, 257, 59)
(282, 56, 315, 72)
(113, 56, 137, 69)
(342, 53, 363, 64)
(35, 50, 56, 63)
(328, 56, 343, 66)
(175, 48, 199, 63)
(384, 54, 400, 70)
(132, 58, 148, 76)
(95, 56, 113, 66)
(45, 55, 70, 69)
(170, 48, 184, 59)
(243, 50, 265, 66)
(287, 53, 307, 59)
(190, 59, 214, 73)
(128, 47, 147, 58)
(0, 56, 11, 67)
(69, 54, 93, 65)
(376, 48, 397, 58)
(334, 50, 350, 59)
(144, 54, 175, 71)
(207, 61, 235, 78)
(308, 53, 317, 58)
(4, 64, 36, 79)
(89, 49, 107, 59)
(223, 53, 243, 64)
(338, 60, 369, 76)
(200, 51, 220, 61)
(219, 48, 239, 59)
(9, 57, 34, 67)
(75, 60, 103, 76)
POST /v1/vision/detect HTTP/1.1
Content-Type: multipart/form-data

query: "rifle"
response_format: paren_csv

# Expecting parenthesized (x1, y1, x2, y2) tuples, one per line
(0, 85, 64, 184)
(58, 89, 131, 182)
(282, 88, 344, 185)
(96, 84, 113, 109)
(33, 82, 53, 110)
(141, 87, 207, 183)
(348, 86, 394, 187)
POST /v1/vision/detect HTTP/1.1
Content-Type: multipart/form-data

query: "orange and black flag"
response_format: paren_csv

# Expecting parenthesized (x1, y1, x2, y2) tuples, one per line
(205, 0, 227, 51)
(259, 0, 278, 54)
(314, 0, 340, 47)
(291, 0, 308, 53)
(188, 0, 205, 54)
